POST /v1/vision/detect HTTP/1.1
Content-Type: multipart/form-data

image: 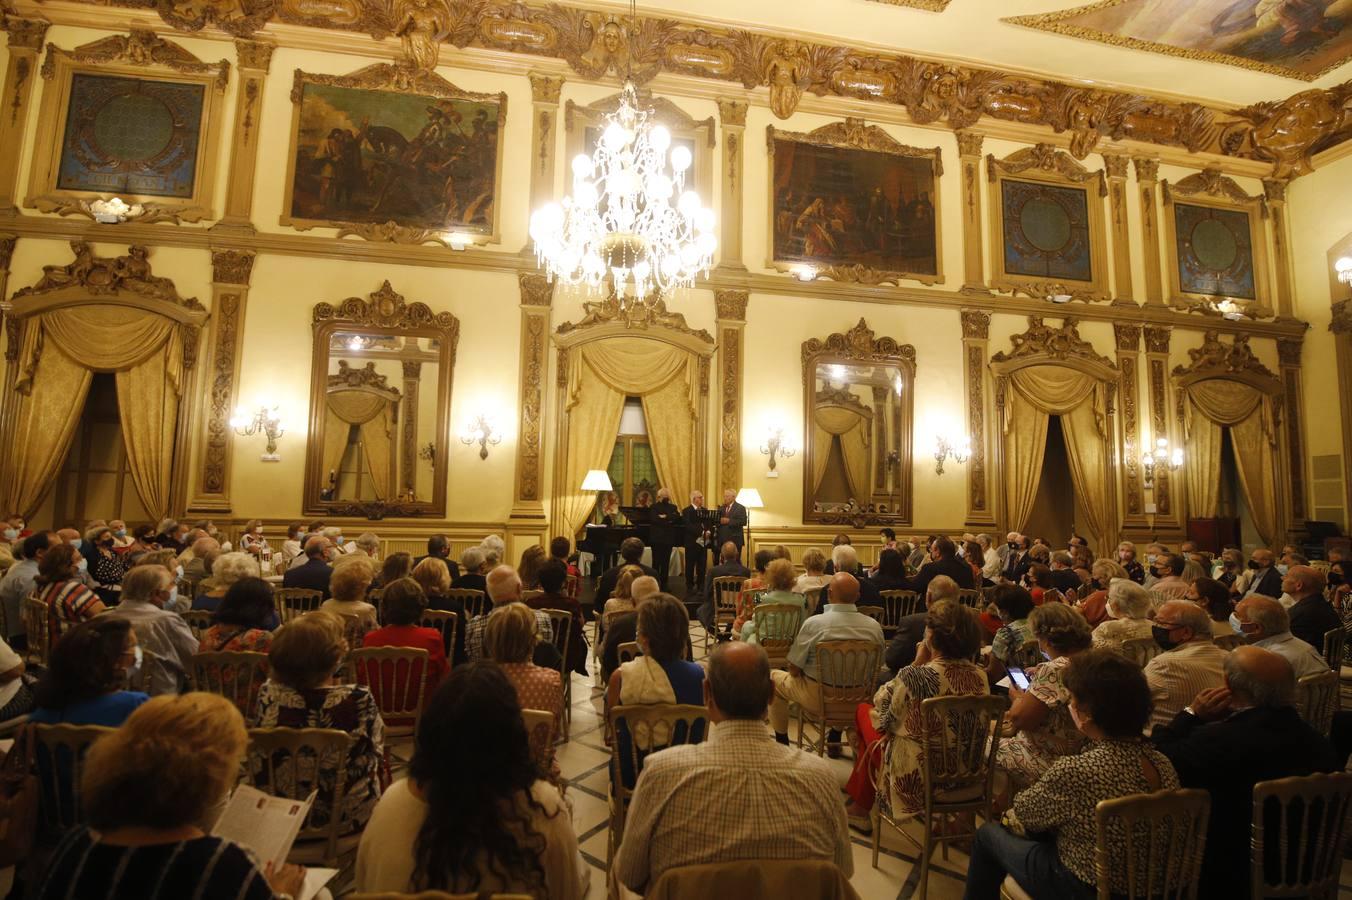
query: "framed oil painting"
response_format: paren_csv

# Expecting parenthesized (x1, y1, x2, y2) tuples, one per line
(768, 118, 943, 286)
(1162, 170, 1272, 314)
(1006, 0, 1352, 81)
(284, 64, 507, 243)
(26, 32, 228, 221)
(987, 145, 1109, 301)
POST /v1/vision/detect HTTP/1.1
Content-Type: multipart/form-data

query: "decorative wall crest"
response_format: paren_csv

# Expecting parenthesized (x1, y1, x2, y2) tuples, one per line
(41, 28, 230, 92)
(555, 294, 714, 342)
(26, 195, 212, 225)
(156, 0, 275, 38)
(1113, 323, 1141, 352)
(518, 272, 554, 307)
(3, 16, 50, 50)
(211, 249, 255, 285)
(334, 221, 460, 247)
(773, 117, 944, 176)
(528, 71, 563, 104)
(960, 309, 990, 341)
(800, 318, 916, 381)
(14, 241, 201, 308)
(1163, 168, 1267, 217)
(992, 316, 1114, 369)
(986, 143, 1105, 196)
(1172, 331, 1278, 381)
(714, 289, 748, 321)
(1230, 84, 1352, 179)
(313, 280, 459, 333)
(328, 359, 399, 393)
(1143, 326, 1171, 354)
(234, 38, 275, 70)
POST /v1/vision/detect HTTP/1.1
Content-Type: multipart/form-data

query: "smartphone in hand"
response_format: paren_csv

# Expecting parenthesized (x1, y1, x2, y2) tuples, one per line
(1007, 667, 1030, 691)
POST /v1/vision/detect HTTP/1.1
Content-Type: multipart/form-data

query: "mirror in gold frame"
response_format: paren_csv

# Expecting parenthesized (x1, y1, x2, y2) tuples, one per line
(801, 319, 915, 526)
(306, 281, 459, 518)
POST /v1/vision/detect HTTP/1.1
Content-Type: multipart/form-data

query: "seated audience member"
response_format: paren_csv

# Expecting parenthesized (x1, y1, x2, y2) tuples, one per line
(373, 551, 413, 589)
(1181, 558, 1209, 585)
(180, 536, 220, 582)
(38, 542, 105, 640)
(1090, 579, 1156, 651)
(1116, 541, 1146, 584)
(978, 534, 1005, 583)
(885, 575, 960, 674)
(31, 618, 148, 726)
(1152, 646, 1337, 900)
(194, 551, 260, 612)
(320, 555, 378, 633)
(731, 549, 774, 631)
(414, 534, 458, 581)
(525, 558, 588, 678)
(281, 535, 334, 598)
(1075, 559, 1127, 627)
(793, 548, 831, 610)
(771, 573, 885, 749)
(0, 531, 53, 642)
(996, 603, 1092, 791)
(86, 526, 128, 603)
(0, 635, 31, 722)
(252, 612, 384, 830)
(1144, 599, 1230, 732)
(1244, 549, 1283, 599)
(1234, 595, 1329, 679)
(101, 565, 198, 695)
(606, 593, 704, 721)
(1213, 547, 1244, 590)
(280, 523, 306, 565)
(595, 537, 658, 616)
(106, 519, 130, 551)
(1150, 554, 1189, 601)
(963, 540, 989, 587)
(604, 565, 647, 617)
(906, 536, 930, 573)
(479, 534, 505, 570)
(485, 602, 562, 730)
(817, 545, 882, 612)
(1025, 564, 1055, 604)
(1187, 576, 1235, 638)
(465, 566, 555, 665)
(870, 548, 910, 593)
(135, 549, 189, 614)
(236, 519, 268, 559)
(200, 577, 276, 652)
(451, 546, 488, 593)
(352, 532, 380, 561)
(1047, 551, 1082, 595)
(127, 524, 158, 555)
(740, 558, 806, 644)
(615, 642, 851, 893)
(847, 600, 988, 828)
(1283, 564, 1340, 651)
(965, 651, 1179, 900)
(548, 537, 581, 599)
(38, 693, 306, 900)
(910, 536, 975, 597)
(363, 577, 449, 697)
(986, 584, 1035, 679)
(411, 557, 468, 664)
(517, 544, 547, 591)
(354, 663, 581, 898)
(699, 541, 751, 633)
(600, 587, 691, 684)
(153, 519, 187, 554)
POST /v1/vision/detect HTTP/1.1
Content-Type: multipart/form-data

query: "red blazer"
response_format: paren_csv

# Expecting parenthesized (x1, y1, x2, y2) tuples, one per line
(362, 625, 449, 700)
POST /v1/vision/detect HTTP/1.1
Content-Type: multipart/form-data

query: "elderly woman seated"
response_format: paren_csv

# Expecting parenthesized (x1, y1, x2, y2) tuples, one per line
(793, 548, 830, 610)
(362, 577, 449, 699)
(844, 600, 989, 831)
(321, 556, 378, 634)
(1091, 579, 1156, 651)
(1074, 559, 1129, 628)
(964, 650, 1179, 899)
(37, 543, 105, 639)
(251, 612, 385, 831)
(995, 603, 1093, 794)
(739, 558, 806, 644)
(484, 602, 562, 730)
(194, 551, 260, 613)
(38, 693, 306, 900)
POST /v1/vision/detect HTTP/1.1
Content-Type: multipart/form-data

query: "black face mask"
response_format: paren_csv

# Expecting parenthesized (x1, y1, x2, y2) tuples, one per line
(1328, 572, 1344, 587)
(1008, 542, 1018, 550)
(1152, 625, 1181, 652)
(1247, 559, 1262, 570)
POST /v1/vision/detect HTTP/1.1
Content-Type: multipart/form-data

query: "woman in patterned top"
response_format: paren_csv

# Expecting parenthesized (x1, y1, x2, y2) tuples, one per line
(86, 526, 127, 605)
(1090, 578, 1155, 651)
(251, 611, 385, 831)
(38, 542, 105, 644)
(486, 602, 562, 730)
(199, 577, 275, 653)
(845, 600, 989, 830)
(1116, 540, 1147, 585)
(964, 650, 1180, 899)
(995, 603, 1092, 793)
(986, 584, 1035, 682)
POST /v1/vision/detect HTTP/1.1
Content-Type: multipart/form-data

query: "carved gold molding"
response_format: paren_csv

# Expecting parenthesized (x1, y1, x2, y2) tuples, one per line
(716, 288, 747, 497)
(960, 309, 991, 522)
(1276, 336, 1305, 521)
(1171, 331, 1278, 382)
(1142, 326, 1172, 516)
(956, 132, 985, 290)
(555, 294, 714, 342)
(1162, 169, 1273, 318)
(528, 71, 563, 103)
(991, 316, 1115, 369)
(866, 0, 952, 8)
(1133, 156, 1165, 307)
(1114, 322, 1142, 518)
(1102, 153, 1134, 306)
(0, 23, 50, 212)
(515, 273, 552, 506)
(717, 98, 747, 271)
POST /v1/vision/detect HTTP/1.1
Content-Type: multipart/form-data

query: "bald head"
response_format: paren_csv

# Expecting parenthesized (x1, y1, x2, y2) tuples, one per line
(1282, 564, 1325, 600)
(720, 541, 739, 563)
(1225, 645, 1295, 709)
(827, 572, 860, 606)
(705, 642, 773, 720)
(1156, 600, 1211, 643)
(1235, 595, 1288, 641)
(1251, 548, 1275, 569)
(485, 564, 522, 604)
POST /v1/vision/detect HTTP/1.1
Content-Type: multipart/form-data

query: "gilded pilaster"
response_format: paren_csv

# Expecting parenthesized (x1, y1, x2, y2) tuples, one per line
(526, 73, 564, 252)
(956, 132, 985, 291)
(1133, 158, 1166, 307)
(1277, 337, 1306, 526)
(1103, 154, 1135, 306)
(1114, 323, 1144, 522)
(1264, 178, 1297, 321)
(400, 360, 422, 499)
(1143, 325, 1175, 521)
(715, 289, 748, 496)
(960, 309, 993, 525)
(511, 273, 553, 525)
(213, 40, 274, 232)
(0, 19, 50, 214)
(716, 100, 747, 271)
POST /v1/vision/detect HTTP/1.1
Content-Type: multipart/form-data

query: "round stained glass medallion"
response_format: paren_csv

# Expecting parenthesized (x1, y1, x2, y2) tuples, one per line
(1019, 196, 1072, 253)
(92, 93, 175, 162)
(1190, 219, 1238, 272)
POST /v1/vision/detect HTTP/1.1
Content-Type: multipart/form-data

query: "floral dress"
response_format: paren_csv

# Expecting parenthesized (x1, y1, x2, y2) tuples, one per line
(199, 625, 272, 653)
(995, 654, 1086, 790)
(875, 658, 990, 819)
(991, 617, 1033, 665)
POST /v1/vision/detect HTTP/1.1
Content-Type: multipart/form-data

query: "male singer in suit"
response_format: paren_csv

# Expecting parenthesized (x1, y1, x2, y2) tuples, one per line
(682, 490, 711, 594)
(649, 488, 680, 588)
(716, 488, 748, 560)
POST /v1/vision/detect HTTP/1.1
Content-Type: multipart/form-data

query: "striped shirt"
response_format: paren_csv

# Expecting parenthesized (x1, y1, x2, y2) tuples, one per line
(42, 579, 101, 643)
(38, 829, 274, 900)
(1144, 638, 1229, 732)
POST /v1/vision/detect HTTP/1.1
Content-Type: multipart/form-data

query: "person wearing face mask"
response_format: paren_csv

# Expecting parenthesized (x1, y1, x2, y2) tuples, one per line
(1213, 547, 1243, 591)
(37, 542, 106, 644)
(86, 526, 128, 605)
(1281, 564, 1339, 653)
(965, 650, 1180, 900)
(107, 519, 132, 550)
(0, 531, 54, 642)
(1114, 541, 1145, 584)
(995, 603, 1093, 793)
(1244, 548, 1283, 599)
(1074, 559, 1128, 627)
(1232, 595, 1329, 680)
(99, 565, 198, 696)
(238, 518, 270, 558)
(30, 617, 148, 726)
(1142, 600, 1229, 733)
(1000, 533, 1025, 582)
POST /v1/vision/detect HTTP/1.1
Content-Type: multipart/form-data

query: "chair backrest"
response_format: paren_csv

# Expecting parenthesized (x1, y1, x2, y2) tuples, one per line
(752, 603, 804, 661)
(617, 641, 641, 665)
(337, 611, 369, 647)
(879, 590, 923, 626)
(1295, 670, 1338, 737)
(521, 707, 554, 770)
(521, 589, 544, 602)
(711, 576, 743, 614)
(1010, 637, 1045, 669)
(857, 606, 885, 625)
(20, 596, 49, 666)
(916, 695, 1006, 814)
(1119, 636, 1163, 669)
(176, 577, 200, 601)
(539, 608, 572, 675)
(31, 723, 115, 835)
(607, 703, 709, 822)
(181, 609, 213, 642)
(814, 640, 883, 712)
(190, 651, 270, 718)
(1213, 632, 1242, 652)
(644, 858, 861, 900)
(1041, 588, 1066, 605)
(446, 588, 489, 620)
(346, 646, 430, 729)
(1093, 788, 1211, 900)
(957, 588, 985, 611)
(246, 727, 355, 859)
(274, 588, 323, 623)
(1321, 627, 1345, 671)
(1251, 772, 1352, 900)
(419, 608, 460, 658)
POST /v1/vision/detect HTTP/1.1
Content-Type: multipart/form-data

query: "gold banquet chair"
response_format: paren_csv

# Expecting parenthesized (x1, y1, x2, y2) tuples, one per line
(446, 588, 489, 621)
(1250, 772, 1352, 900)
(707, 575, 744, 651)
(1295, 670, 1338, 738)
(273, 587, 324, 624)
(190, 650, 270, 718)
(879, 590, 923, 633)
(245, 727, 359, 872)
(796, 640, 881, 758)
(751, 603, 804, 670)
(1118, 635, 1164, 669)
(540, 607, 574, 731)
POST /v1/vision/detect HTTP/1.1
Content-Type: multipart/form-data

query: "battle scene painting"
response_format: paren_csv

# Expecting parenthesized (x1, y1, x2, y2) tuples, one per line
(771, 138, 938, 277)
(1012, 0, 1352, 80)
(287, 80, 501, 233)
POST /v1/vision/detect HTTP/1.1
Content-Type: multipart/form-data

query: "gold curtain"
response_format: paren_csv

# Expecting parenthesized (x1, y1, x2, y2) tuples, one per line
(1231, 413, 1279, 547)
(1002, 389, 1050, 538)
(1182, 407, 1223, 519)
(360, 409, 393, 500)
(0, 342, 92, 517)
(641, 375, 696, 509)
(114, 347, 178, 521)
(559, 366, 626, 539)
(1059, 399, 1114, 558)
(325, 389, 395, 500)
(812, 405, 872, 501)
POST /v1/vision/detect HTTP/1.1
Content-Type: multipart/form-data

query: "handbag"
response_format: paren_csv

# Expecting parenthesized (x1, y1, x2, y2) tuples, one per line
(0, 724, 38, 867)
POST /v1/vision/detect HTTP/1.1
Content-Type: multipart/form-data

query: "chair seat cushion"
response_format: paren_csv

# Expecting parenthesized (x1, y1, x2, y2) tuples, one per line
(935, 783, 986, 804)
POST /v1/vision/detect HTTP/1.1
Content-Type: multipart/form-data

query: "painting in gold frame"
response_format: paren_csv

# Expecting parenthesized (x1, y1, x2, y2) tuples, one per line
(1162, 170, 1273, 316)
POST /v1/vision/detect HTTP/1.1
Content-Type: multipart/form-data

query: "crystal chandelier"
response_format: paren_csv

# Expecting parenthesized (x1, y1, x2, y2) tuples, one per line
(529, 80, 716, 305)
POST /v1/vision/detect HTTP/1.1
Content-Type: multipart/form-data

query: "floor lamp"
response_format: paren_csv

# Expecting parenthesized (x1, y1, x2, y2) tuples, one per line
(581, 469, 613, 524)
(735, 487, 763, 560)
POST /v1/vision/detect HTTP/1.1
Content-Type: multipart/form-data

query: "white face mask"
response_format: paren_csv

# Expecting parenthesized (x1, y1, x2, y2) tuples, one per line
(1069, 701, 1088, 733)
(75, 558, 88, 573)
(166, 585, 178, 608)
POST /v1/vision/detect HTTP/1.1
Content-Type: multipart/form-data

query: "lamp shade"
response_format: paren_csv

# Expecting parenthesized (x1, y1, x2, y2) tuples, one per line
(580, 469, 613, 492)
(735, 488, 764, 509)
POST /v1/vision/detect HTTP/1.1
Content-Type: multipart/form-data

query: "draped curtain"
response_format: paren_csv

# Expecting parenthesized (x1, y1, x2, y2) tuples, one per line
(559, 338, 702, 540)
(812, 404, 872, 501)
(324, 390, 396, 501)
(2, 305, 186, 519)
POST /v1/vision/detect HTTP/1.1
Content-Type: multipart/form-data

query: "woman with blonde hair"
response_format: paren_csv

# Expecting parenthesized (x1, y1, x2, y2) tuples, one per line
(321, 555, 378, 633)
(39, 693, 305, 899)
(517, 544, 547, 591)
(603, 564, 646, 616)
(485, 602, 562, 729)
(412, 556, 467, 664)
(794, 548, 830, 609)
(738, 558, 805, 644)
(374, 551, 414, 589)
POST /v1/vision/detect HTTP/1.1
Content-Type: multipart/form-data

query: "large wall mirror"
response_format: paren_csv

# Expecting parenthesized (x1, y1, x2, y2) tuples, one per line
(306, 282, 459, 518)
(802, 319, 915, 526)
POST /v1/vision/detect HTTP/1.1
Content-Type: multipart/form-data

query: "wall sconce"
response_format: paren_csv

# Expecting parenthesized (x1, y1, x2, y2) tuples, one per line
(87, 196, 144, 224)
(1141, 437, 1183, 489)
(230, 403, 286, 462)
(933, 434, 971, 475)
(1336, 256, 1352, 285)
(759, 425, 797, 478)
(459, 413, 501, 460)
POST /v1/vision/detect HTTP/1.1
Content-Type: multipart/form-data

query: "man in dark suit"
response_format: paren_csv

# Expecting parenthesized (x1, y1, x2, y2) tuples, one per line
(700, 541, 750, 633)
(817, 545, 881, 612)
(1000, 533, 1027, 581)
(649, 488, 681, 589)
(594, 536, 658, 617)
(1245, 548, 1283, 599)
(281, 536, 334, 599)
(414, 533, 460, 581)
(681, 491, 712, 593)
(1283, 565, 1340, 652)
(714, 488, 748, 560)
(910, 536, 974, 597)
(1047, 551, 1083, 594)
(1152, 646, 1336, 900)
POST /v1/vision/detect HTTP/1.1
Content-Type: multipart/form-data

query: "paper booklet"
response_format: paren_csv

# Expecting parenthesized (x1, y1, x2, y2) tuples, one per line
(213, 785, 336, 900)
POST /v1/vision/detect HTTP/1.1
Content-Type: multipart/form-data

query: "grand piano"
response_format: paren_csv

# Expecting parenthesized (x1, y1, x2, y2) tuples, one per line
(578, 506, 653, 577)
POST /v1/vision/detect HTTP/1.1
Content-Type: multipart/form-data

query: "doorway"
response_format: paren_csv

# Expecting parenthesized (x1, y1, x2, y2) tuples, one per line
(1023, 416, 1085, 546)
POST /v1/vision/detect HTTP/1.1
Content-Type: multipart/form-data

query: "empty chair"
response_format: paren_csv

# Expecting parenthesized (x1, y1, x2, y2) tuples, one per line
(21, 596, 49, 666)
(539, 607, 574, 729)
(1250, 772, 1352, 900)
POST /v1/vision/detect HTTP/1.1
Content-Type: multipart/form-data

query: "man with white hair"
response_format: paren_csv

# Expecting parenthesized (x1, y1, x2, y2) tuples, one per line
(479, 534, 506, 568)
(977, 534, 1004, 582)
(464, 565, 556, 666)
(353, 532, 380, 559)
(282, 535, 334, 598)
(816, 544, 881, 612)
(1233, 595, 1329, 680)
(1144, 600, 1230, 732)
(1001, 533, 1027, 582)
(681, 490, 712, 593)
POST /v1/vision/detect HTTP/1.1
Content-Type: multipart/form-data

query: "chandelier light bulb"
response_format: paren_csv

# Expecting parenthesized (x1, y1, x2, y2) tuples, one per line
(670, 144, 692, 172)
(1337, 256, 1352, 284)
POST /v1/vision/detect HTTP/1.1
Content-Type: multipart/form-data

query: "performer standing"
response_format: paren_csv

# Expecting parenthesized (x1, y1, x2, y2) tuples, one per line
(716, 488, 748, 560)
(650, 488, 680, 589)
(682, 490, 711, 594)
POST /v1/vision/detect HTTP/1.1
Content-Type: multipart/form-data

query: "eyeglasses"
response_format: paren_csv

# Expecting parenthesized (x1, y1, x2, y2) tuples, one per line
(1155, 620, 1181, 629)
